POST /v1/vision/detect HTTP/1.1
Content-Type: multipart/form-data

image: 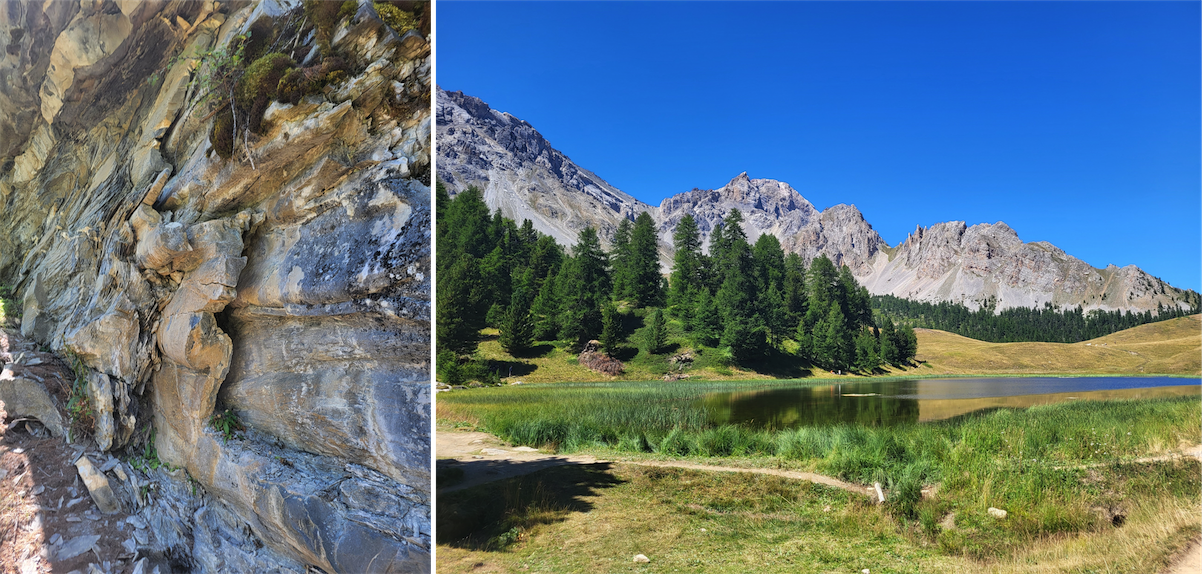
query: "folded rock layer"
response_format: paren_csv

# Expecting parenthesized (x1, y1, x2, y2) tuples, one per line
(0, 1, 431, 572)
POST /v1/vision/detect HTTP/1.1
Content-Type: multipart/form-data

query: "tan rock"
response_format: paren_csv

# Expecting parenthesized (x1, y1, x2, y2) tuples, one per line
(74, 456, 121, 514)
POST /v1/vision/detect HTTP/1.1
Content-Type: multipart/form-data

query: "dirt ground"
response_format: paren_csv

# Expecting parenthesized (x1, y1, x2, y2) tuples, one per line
(0, 328, 151, 574)
(436, 430, 872, 497)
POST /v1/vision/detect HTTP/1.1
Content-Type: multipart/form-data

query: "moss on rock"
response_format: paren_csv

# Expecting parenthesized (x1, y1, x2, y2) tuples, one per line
(374, 2, 417, 34)
(235, 52, 295, 134)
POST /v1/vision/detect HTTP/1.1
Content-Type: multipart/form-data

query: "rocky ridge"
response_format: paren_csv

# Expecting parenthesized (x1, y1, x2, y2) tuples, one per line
(0, 1, 430, 573)
(436, 89, 1191, 313)
(436, 88, 654, 248)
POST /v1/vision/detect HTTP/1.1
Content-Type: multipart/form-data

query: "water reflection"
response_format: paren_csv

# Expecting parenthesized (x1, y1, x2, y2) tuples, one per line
(700, 377, 1201, 429)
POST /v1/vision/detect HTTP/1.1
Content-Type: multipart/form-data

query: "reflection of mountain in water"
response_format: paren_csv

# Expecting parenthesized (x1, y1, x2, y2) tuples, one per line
(702, 381, 921, 429)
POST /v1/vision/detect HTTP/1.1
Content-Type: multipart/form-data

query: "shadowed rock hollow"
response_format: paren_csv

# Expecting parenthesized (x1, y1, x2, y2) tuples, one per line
(0, 1, 430, 572)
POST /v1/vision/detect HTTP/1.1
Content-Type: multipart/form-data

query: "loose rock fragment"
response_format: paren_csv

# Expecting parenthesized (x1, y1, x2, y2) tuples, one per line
(75, 456, 121, 514)
(56, 534, 101, 561)
(987, 507, 1008, 519)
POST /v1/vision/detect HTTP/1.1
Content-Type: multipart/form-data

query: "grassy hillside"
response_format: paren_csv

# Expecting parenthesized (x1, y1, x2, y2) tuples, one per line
(914, 314, 1200, 376)
(457, 315, 1200, 384)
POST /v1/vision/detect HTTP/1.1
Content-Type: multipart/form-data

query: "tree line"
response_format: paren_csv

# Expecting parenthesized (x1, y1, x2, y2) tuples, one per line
(436, 184, 916, 382)
(872, 294, 1199, 344)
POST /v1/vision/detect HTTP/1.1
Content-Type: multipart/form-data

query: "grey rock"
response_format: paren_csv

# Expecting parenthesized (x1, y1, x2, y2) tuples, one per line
(0, 377, 67, 437)
(56, 534, 101, 561)
(0, 1, 430, 571)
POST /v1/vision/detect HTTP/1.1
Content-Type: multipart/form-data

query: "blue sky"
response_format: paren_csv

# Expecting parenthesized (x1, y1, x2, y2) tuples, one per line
(437, 1, 1201, 292)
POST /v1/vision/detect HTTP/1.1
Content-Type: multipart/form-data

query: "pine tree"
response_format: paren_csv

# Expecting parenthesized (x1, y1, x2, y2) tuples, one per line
(783, 253, 807, 332)
(899, 325, 918, 364)
(714, 211, 762, 361)
(691, 287, 721, 346)
(557, 227, 610, 348)
(499, 293, 535, 355)
(644, 307, 667, 355)
(817, 300, 852, 371)
(853, 329, 881, 372)
(531, 270, 560, 340)
(610, 218, 633, 300)
(668, 214, 703, 317)
(880, 316, 900, 365)
(436, 253, 486, 355)
(629, 212, 664, 307)
(600, 302, 623, 355)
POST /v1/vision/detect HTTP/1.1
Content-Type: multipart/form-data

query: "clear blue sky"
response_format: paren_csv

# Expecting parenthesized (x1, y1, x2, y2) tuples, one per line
(437, 1, 1201, 292)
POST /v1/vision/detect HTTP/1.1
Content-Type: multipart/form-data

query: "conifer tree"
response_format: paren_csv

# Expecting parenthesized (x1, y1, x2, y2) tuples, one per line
(437, 253, 486, 355)
(880, 316, 900, 365)
(714, 211, 762, 361)
(691, 287, 721, 346)
(600, 301, 623, 355)
(629, 212, 664, 307)
(499, 291, 535, 355)
(853, 329, 881, 372)
(557, 227, 610, 348)
(530, 270, 559, 340)
(783, 253, 807, 330)
(668, 214, 703, 317)
(817, 300, 853, 370)
(644, 307, 667, 355)
(610, 218, 633, 300)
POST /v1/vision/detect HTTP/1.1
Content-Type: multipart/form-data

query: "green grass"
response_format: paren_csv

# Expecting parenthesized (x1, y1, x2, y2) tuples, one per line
(440, 387, 1201, 560)
(438, 458, 1200, 573)
(461, 315, 1201, 385)
(439, 463, 964, 573)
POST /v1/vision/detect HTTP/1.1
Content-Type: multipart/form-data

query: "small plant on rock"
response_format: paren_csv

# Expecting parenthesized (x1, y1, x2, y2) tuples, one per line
(210, 409, 245, 443)
(62, 350, 95, 439)
(129, 429, 164, 473)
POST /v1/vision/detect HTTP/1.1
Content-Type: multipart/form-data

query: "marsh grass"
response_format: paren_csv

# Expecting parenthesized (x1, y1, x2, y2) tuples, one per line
(440, 386, 1201, 559)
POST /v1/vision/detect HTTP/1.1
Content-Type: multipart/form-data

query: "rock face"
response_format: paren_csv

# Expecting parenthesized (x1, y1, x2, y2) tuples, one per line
(0, 1, 430, 572)
(858, 221, 1190, 312)
(436, 88, 654, 248)
(436, 89, 1193, 314)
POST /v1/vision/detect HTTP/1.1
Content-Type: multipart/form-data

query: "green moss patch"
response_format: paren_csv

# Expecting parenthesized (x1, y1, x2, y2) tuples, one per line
(235, 52, 295, 133)
(374, 2, 417, 34)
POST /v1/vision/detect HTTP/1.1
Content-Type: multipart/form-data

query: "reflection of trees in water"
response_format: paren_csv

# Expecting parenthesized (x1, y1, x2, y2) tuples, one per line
(704, 381, 921, 429)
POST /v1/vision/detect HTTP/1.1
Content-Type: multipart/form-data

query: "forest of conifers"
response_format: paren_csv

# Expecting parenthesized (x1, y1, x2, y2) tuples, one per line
(436, 184, 915, 381)
(871, 293, 1198, 343)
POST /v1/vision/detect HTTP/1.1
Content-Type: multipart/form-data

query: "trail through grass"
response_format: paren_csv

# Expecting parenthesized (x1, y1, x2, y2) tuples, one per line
(440, 388, 1201, 561)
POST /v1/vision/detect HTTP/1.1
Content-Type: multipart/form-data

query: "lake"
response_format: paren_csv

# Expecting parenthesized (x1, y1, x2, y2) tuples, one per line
(700, 376, 1201, 429)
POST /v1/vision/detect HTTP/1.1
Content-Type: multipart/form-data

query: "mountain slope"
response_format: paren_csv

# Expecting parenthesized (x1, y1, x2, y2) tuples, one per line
(436, 88, 1194, 314)
(437, 88, 654, 247)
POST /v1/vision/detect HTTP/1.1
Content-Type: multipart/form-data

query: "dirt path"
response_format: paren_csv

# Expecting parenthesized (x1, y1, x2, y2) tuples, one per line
(436, 430, 873, 498)
(1167, 539, 1202, 574)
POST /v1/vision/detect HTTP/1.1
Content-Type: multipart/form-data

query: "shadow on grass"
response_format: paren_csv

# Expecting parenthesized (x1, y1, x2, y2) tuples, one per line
(437, 461, 625, 550)
(747, 347, 814, 379)
(488, 359, 537, 378)
(511, 342, 555, 359)
(613, 346, 639, 362)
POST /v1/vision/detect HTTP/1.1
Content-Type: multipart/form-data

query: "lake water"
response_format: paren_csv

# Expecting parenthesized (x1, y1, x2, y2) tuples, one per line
(700, 377, 1201, 429)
